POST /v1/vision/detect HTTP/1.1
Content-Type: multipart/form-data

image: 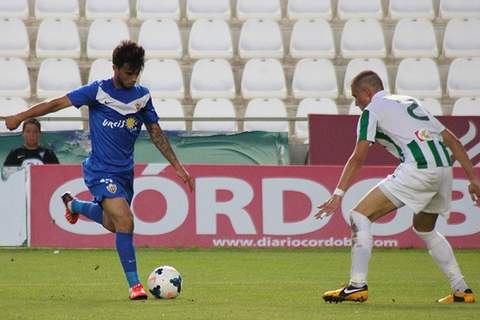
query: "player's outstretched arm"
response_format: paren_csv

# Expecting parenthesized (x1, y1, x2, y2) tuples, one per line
(145, 122, 194, 192)
(441, 129, 480, 205)
(5, 96, 72, 131)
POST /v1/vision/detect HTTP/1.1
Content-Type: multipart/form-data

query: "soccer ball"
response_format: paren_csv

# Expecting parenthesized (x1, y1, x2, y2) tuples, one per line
(147, 266, 182, 299)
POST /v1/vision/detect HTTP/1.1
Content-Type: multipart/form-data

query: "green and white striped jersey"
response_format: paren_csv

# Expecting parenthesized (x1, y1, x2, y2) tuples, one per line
(356, 91, 452, 169)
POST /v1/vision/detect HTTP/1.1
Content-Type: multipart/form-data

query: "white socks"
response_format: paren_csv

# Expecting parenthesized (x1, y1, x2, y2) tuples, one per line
(414, 228, 468, 292)
(349, 211, 373, 288)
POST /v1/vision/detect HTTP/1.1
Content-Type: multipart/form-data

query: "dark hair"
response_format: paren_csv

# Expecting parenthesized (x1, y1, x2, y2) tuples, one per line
(351, 70, 384, 92)
(112, 40, 145, 72)
(22, 118, 41, 132)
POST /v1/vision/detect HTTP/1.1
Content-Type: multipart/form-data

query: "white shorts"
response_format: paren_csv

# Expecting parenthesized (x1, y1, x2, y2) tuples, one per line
(378, 163, 452, 218)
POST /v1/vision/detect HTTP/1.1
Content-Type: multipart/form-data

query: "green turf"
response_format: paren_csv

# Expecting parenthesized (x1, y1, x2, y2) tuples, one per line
(0, 248, 478, 320)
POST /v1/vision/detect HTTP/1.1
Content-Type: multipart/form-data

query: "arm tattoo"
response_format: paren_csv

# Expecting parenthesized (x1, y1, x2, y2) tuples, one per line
(146, 123, 180, 167)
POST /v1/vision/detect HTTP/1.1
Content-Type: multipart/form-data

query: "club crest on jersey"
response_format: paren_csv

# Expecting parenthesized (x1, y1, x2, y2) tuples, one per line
(415, 129, 432, 141)
(106, 183, 117, 194)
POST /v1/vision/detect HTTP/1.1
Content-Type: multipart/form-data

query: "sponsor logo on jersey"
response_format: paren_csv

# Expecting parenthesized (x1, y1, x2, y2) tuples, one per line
(102, 117, 139, 132)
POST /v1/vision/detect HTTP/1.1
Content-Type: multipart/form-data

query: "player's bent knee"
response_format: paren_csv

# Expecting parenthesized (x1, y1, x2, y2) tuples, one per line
(349, 211, 372, 235)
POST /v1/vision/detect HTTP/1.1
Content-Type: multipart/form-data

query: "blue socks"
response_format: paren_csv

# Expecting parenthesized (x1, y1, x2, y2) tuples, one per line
(71, 199, 103, 224)
(115, 232, 140, 288)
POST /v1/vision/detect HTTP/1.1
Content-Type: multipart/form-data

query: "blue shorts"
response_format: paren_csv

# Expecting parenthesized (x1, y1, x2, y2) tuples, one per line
(82, 164, 134, 205)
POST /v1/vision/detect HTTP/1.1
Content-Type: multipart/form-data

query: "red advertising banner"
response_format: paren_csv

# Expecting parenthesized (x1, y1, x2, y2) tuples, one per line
(30, 165, 480, 249)
(309, 115, 480, 166)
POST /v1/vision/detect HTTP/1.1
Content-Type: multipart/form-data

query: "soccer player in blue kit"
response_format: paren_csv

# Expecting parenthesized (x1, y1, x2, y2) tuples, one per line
(5, 41, 194, 300)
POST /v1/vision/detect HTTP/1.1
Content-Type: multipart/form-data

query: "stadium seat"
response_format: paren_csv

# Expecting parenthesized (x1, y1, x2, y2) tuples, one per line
(151, 98, 186, 131)
(452, 97, 480, 115)
(0, 97, 27, 133)
(341, 18, 386, 58)
(287, 0, 332, 21)
(40, 107, 83, 131)
(188, 19, 233, 59)
(439, 0, 480, 19)
(87, 19, 130, 59)
(443, 18, 480, 58)
(36, 18, 81, 58)
(36, 58, 81, 99)
(0, 0, 28, 19)
(139, 59, 184, 99)
(417, 98, 442, 116)
(343, 58, 390, 98)
(337, 0, 383, 20)
(0, 18, 29, 58)
(136, 0, 180, 21)
(0, 57, 30, 98)
(244, 98, 288, 132)
(241, 58, 286, 99)
(388, 0, 435, 20)
(295, 98, 338, 139)
(236, 0, 281, 21)
(190, 59, 235, 100)
(85, 0, 130, 20)
(447, 58, 480, 98)
(138, 19, 183, 59)
(392, 19, 438, 58)
(292, 59, 338, 99)
(192, 98, 237, 132)
(186, 0, 231, 21)
(289, 19, 335, 59)
(238, 19, 283, 59)
(88, 59, 112, 83)
(35, 0, 80, 20)
(395, 58, 442, 98)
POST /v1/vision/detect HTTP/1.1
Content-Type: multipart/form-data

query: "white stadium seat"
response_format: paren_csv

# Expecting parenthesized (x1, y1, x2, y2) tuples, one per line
(192, 98, 237, 132)
(389, 0, 434, 20)
(87, 19, 130, 59)
(136, 0, 180, 21)
(236, 0, 281, 21)
(440, 0, 480, 19)
(140, 59, 184, 99)
(241, 58, 287, 99)
(447, 58, 480, 98)
(0, 18, 29, 58)
(292, 59, 338, 99)
(287, 0, 332, 21)
(36, 18, 81, 58)
(188, 19, 233, 59)
(88, 59, 112, 83)
(289, 19, 335, 59)
(40, 107, 83, 131)
(36, 58, 81, 99)
(395, 58, 441, 98)
(35, 0, 80, 20)
(295, 98, 338, 139)
(418, 98, 442, 116)
(343, 58, 390, 98)
(337, 0, 383, 20)
(138, 19, 182, 59)
(186, 0, 231, 21)
(244, 98, 288, 132)
(85, 0, 130, 20)
(341, 18, 386, 58)
(392, 19, 438, 58)
(443, 18, 480, 58)
(190, 59, 235, 100)
(152, 98, 186, 131)
(238, 19, 283, 59)
(452, 97, 480, 116)
(0, 97, 27, 133)
(0, 0, 28, 19)
(0, 57, 30, 98)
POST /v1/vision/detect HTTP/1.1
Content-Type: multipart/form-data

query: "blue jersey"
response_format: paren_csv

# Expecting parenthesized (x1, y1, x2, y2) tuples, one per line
(67, 79, 159, 173)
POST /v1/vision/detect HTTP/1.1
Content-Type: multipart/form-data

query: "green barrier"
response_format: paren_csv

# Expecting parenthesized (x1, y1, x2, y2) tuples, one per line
(0, 131, 289, 165)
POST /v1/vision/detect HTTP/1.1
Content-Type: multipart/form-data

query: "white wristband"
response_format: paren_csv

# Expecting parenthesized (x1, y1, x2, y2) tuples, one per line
(333, 188, 345, 197)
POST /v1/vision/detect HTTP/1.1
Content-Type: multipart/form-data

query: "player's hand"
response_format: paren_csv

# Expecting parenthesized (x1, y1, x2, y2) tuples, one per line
(314, 195, 342, 220)
(5, 115, 22, 131)
(176, 165, 194, 192)
(468, 179, 480, 206)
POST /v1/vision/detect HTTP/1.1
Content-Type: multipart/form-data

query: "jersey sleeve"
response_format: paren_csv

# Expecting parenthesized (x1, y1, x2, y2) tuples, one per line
(3, 149, 19, 166)
(357, 109, 378, 143)
(138, 96, 159, 124)
(66, 81, 99, 108)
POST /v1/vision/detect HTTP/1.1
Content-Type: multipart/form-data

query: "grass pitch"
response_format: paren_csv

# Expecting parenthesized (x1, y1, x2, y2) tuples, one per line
(0, 248, 478, 320)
